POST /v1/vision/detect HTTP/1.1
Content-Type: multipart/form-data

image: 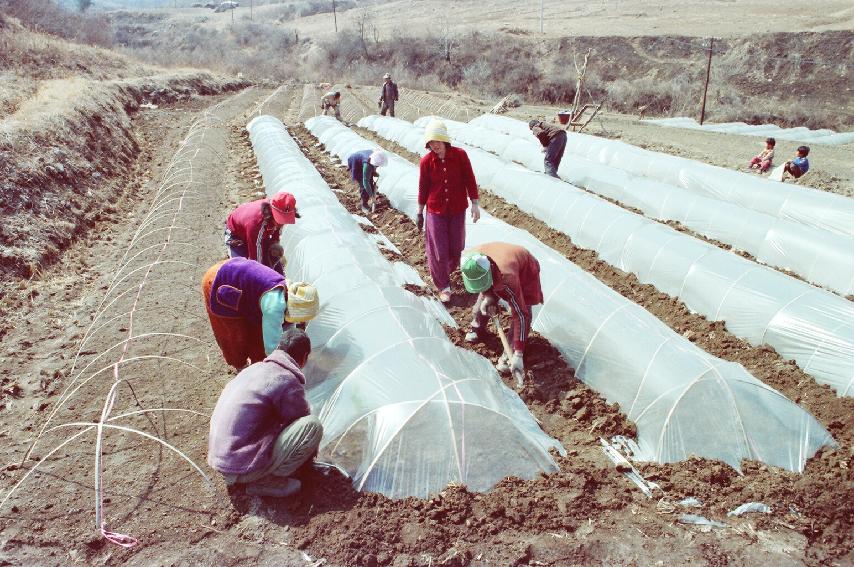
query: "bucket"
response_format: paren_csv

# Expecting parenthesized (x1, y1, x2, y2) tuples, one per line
(557, 111, 571, 125)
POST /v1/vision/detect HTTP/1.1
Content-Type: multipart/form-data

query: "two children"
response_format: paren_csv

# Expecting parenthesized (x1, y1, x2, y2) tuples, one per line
(750, 138, 810, 182)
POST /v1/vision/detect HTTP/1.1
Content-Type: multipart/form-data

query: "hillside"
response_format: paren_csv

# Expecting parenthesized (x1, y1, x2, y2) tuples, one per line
(0, 13, 247, 283)
(108, 5, 854, 129)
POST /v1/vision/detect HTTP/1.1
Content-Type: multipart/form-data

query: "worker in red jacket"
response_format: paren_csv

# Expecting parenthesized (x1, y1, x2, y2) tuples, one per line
(224, 192, 299, 275)
(416, 119, 480, 303)
(461, 242, 543, 385)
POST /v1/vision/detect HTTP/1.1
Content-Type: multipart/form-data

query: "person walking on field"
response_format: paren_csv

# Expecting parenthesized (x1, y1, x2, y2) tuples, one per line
(208, 327, 322, 498)
(461, 242, 543, 386)
(417, 119, 480, 303)
(224, 191, 299, 275)
(528, 119, 567, 178)
(378, 73, 399, 117)
(320, 91, 342, 120)
(347, 148, 388, 214)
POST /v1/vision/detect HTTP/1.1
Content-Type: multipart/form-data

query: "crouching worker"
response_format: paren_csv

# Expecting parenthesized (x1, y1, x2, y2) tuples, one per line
(224, 191, 299, 275)
(208, 327, 321, 498)
(461, 242, 543, 386)
(202, 257, 289, 369)
(347, 149, 387, 214)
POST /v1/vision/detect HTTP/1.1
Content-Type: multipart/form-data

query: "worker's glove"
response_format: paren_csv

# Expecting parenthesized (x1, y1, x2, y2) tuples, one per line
(479, 294, 498, 317)
(464, 327, 484, 343)
(510, 351, 525, 388)
(495, 353, 510, 374)
(416, 212, 424, 232)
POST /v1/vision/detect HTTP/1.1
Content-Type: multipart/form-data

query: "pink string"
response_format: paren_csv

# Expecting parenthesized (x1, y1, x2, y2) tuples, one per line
(96, 155, 192, 549)
(101, 524, 139, 548)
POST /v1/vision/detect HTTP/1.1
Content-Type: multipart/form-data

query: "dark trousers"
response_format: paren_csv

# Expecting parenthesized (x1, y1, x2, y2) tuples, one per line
(380, 101, 395, 117)
(544, 131, 567, 178)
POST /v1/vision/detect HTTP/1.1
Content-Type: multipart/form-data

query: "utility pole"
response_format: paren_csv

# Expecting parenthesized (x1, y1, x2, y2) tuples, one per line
(333, 0, 338, 32)
(699, 38, 714, 125)
(539, 0, 544, 33)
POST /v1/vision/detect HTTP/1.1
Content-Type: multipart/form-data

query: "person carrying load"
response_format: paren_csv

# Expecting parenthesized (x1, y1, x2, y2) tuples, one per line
(528, 119, 567, 178)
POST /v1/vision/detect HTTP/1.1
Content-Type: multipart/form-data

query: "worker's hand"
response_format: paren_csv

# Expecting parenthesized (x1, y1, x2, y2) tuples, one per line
(479, 293, 498, 316)
(471, 202, 480, 223)
(416, 212, 424, 232)
(510, 351, 524, 388)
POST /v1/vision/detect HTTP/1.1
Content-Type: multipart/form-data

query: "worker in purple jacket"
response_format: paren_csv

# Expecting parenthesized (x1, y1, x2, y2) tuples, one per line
(208, 327, 321, 497)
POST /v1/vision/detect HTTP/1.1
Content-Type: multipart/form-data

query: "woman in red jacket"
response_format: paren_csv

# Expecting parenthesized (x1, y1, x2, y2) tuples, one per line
(416, 120, 480, 303)
(224, 191, 298, 275)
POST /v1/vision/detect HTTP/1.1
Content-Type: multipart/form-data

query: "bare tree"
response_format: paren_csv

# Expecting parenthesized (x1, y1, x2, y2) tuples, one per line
(76, 0, 93, 11)
(355, 7, 375, 59)
(437, 15, 456, 63)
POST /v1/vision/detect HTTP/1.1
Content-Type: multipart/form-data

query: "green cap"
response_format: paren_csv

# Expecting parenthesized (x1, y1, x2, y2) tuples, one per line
(461, 253, 493, 293)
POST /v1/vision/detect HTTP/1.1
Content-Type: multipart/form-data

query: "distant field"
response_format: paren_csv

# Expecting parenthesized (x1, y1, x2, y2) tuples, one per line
(137, 0, 854, 38)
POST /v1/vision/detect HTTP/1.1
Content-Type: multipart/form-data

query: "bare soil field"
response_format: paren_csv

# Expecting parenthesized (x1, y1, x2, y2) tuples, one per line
(1, 80, 850, 567)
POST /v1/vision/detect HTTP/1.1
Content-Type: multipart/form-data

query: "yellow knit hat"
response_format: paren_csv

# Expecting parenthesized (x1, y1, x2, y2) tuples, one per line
(423, 119, 451, 147)
(285, 281, 319, 323)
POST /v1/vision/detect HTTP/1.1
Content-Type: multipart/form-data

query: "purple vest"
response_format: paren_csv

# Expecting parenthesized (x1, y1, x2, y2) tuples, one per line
(210, 257, 285, 324)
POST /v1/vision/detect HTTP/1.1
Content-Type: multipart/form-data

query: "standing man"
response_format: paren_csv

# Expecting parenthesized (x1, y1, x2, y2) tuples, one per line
(320, 91, 342, 120)
(417, 119, 480, 303)
(208, 327, 322, 498)
(528, 119, 568, 178)
(378, 73, 399, 117)
(224, 191, 299, 275)
(461, 242, 543, 386)
(347, 148, 388, 214)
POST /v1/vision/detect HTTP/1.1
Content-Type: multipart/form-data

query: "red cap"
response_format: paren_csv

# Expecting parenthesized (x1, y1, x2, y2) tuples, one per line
(270, 192, 297, 225)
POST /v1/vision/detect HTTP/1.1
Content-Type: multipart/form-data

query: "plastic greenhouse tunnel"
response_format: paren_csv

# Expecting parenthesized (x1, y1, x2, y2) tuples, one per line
(358, 114, 854, 398)
(644, 117, 854, 146)
(308, 115, 836, 473)
(470, 114, 854, 238)
(245, 115, 564, 499)
(411, 116, 854, 297)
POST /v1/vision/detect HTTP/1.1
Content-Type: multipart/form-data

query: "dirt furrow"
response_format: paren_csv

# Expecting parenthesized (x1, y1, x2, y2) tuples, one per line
(293, 122, 851, 564)
(350, 125, 853, 445)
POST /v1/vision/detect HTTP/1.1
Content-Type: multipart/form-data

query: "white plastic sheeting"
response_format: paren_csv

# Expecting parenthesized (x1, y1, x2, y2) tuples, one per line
(414, 116, 854, 296)
(246, 115, 562, 499)
(645, 117, 854, 146)
(360, 114, 854, 397)
(470, 114, 854, 239)
(309, 115, 836, 473)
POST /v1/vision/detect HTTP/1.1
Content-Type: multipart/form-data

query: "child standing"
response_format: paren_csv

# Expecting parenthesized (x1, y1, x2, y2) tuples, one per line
(749, 137, 775, 173)
(783, 145, 810, 179)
